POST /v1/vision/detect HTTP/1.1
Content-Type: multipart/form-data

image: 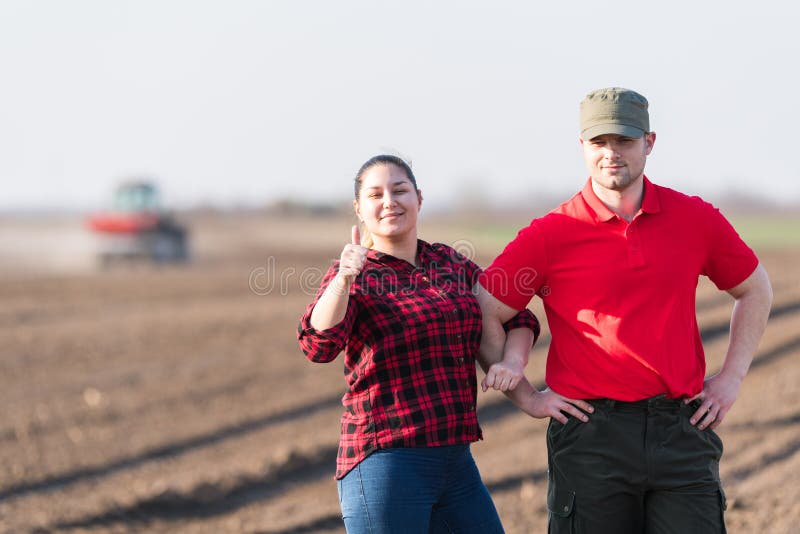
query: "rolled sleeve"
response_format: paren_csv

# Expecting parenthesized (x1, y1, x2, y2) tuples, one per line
(502, 309, 541, 344)
(297, 315, 352, 363)
(296, 262, 358, 363)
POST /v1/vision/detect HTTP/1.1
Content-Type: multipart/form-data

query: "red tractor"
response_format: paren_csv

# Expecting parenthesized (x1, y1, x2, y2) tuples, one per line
(86, 181, 189, 266)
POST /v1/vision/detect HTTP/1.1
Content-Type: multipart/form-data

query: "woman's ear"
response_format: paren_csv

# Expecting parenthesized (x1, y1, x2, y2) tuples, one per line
(353, 199, 361, 220)
(417, 189, 423, 209)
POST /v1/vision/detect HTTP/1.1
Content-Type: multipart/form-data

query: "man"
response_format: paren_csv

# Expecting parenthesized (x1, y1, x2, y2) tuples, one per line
(476, 87, 773, 533)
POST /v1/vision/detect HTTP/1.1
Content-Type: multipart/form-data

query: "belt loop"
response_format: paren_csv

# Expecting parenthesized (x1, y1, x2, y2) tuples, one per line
(608, 399, 616, 410)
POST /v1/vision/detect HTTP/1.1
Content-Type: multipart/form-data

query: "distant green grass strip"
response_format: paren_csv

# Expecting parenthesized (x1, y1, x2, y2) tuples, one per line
(729, 216, 800, 249)
(445, 216, 800, 251)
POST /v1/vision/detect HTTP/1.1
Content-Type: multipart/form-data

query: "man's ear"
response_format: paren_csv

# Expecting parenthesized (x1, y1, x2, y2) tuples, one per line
(644, 131, 657, 155)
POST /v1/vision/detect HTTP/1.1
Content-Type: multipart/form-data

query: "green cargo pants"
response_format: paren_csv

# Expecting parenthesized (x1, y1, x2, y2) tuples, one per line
(546, 395, 727, 534)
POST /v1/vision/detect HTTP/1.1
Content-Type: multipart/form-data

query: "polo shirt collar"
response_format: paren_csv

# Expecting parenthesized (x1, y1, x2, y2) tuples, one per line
(640, 177, 661, 214)
(580, 175, 662, 223)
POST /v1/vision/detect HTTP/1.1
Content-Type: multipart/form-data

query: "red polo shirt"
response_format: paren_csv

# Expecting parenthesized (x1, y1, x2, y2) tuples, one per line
(480, 177, 758, 401)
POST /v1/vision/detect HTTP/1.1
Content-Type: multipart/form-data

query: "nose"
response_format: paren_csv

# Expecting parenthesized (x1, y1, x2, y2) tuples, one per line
(382, 192, 397, 207)
(602, 144, 620, 159)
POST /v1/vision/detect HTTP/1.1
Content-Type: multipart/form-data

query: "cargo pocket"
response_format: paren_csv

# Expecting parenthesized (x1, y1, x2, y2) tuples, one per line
(547, 414, 579, 441)
(547, 484, 576, 534)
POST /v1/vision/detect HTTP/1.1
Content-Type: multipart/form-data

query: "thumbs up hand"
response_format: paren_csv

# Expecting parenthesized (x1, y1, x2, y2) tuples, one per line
(337, 225, 369, 284)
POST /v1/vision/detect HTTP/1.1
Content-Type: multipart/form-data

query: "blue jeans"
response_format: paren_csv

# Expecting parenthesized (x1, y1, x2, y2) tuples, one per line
(336, 444, 504, 534)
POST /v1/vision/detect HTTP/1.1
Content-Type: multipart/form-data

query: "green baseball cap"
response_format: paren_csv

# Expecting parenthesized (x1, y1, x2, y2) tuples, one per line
(580, 87, 650, 140)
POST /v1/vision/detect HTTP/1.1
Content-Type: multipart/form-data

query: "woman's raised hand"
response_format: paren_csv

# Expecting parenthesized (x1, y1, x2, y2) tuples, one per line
(337, 225, 369, 284)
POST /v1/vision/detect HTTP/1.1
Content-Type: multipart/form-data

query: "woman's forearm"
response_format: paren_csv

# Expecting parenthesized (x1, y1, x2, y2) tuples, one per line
(309, 274, 352, 330)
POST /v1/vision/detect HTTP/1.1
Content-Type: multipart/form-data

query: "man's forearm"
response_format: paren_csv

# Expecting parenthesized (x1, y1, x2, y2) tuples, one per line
(721, 266, 773, 380)
(477, 312, 507, 372)
(690, 265, 772, 429)
(475, 282, 514, 371)
(500, 375, 540, 415)
(479, 313, 542, 416)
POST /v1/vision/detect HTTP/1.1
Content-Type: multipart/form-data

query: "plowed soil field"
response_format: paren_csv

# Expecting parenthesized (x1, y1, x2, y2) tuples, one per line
(1, 212, 798, 533)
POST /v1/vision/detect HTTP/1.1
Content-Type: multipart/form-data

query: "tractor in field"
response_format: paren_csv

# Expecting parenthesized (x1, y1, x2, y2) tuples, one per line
(86, 181, 189, 266)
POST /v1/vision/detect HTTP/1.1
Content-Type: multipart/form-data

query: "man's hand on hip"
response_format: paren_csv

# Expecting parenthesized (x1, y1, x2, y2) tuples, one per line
(686, 371, 743, 430)
(522, 388, 594, 424)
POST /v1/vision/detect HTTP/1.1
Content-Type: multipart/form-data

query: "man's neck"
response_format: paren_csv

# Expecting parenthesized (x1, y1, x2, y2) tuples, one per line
(591, 176, 645, 222)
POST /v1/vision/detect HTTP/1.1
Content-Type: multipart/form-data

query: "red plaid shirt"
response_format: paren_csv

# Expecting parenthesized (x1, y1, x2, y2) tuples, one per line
(298, 240, 539, 479)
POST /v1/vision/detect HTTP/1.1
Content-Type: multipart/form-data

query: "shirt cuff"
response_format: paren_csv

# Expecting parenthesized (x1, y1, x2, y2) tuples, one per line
(501, 309, 540, 342)
(297, 313, 351, 361)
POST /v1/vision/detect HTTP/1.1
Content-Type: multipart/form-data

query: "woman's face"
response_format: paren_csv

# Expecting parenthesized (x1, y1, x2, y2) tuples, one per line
(354, 163, 421, 244)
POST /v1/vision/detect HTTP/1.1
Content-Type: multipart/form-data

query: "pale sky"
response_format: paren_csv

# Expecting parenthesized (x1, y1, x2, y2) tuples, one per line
(1, 0, 798, 212)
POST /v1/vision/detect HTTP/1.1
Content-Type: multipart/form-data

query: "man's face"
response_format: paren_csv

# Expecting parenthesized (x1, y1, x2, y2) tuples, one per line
(580, 132, 656, 192)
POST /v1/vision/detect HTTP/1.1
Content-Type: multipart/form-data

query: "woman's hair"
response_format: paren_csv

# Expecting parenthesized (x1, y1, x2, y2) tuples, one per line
(354, 155, 417, 199)
(353, 155, 418, 248)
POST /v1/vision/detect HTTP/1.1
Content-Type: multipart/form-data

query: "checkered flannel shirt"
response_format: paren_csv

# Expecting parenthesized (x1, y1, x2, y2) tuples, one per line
(298, 240, 540, 479)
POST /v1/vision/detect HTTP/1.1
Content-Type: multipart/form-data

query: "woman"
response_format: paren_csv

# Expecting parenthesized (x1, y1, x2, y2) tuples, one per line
(297, 155, 539, 533)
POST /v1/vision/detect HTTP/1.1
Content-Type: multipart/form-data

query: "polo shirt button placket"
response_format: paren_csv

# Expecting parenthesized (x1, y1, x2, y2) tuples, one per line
(627, 224, 645, 268)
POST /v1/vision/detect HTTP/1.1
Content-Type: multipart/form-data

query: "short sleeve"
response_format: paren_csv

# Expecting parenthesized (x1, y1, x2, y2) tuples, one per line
(701, 205, 759, 290)
(479, 221, 548, 310)
(297, 262, 359, 363)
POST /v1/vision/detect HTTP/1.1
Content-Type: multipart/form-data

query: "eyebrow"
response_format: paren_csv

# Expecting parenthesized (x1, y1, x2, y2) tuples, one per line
(364, 181, 411, 189)
(591, 136, 634, 142)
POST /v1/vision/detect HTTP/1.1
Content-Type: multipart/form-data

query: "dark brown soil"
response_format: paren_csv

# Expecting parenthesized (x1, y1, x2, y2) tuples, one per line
(0, 214, 797, 533)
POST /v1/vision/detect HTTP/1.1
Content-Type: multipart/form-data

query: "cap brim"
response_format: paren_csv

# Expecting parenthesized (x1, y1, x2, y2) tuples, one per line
(581, 123, 645, 140)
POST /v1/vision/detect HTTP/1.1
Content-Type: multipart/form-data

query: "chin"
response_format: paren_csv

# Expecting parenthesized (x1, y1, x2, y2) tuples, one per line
(600, 174, 633, 188)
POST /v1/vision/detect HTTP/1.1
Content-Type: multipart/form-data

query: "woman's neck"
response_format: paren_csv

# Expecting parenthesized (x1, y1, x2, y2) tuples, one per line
(372, 234, 419, 266)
